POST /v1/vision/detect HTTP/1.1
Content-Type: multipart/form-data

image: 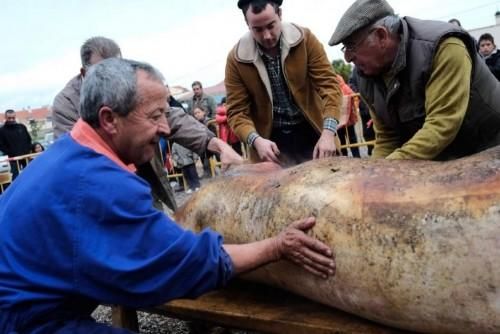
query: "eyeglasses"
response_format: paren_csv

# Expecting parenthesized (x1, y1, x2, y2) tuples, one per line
(341, 28, 375, 54)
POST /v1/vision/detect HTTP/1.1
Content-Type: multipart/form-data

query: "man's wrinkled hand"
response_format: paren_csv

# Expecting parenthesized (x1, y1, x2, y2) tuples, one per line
(207, 137, 244, 172)
(219, 145, 244, 171)
(273, 217, 335, 279)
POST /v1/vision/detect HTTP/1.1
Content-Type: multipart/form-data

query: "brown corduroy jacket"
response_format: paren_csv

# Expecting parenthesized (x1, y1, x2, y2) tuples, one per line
(225, 22, 342, 161)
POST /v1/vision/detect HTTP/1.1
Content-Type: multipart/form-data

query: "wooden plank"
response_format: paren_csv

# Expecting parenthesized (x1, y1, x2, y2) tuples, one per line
(111, 305, 139, 332)
(141, 280, 414, 334)
(0, 173, 12, 193)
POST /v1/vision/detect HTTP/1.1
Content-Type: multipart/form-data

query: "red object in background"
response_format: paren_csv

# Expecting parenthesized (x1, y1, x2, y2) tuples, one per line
(216, 105, 239, 144)
(336, 75, 359, 128)
(164, 153, 174, 173)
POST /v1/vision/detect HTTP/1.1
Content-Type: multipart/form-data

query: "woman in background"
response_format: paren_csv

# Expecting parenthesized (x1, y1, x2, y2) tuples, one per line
(31, 142, 45, 154)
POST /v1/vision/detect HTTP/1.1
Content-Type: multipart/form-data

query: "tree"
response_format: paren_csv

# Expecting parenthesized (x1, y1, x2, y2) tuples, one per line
(332, 59, 352, 82)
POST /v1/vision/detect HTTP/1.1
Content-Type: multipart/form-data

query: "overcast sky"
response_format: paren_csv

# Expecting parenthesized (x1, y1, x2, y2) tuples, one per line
(1, 0, 499, 110)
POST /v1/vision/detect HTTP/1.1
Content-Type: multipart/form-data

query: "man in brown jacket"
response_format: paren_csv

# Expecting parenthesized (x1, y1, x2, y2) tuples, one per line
(225, 0, 342, 165)
(52, 36, 243, 210)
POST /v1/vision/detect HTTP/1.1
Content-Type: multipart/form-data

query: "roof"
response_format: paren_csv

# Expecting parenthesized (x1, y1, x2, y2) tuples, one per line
(204, 81, 226, 95)
(0, 107, 51, 124)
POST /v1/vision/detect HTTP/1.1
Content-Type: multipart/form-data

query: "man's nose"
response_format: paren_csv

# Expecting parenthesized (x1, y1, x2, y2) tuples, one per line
(344, 50, 354, 63)
(263, 30, 272, 40)
(158, 114, 171, 137)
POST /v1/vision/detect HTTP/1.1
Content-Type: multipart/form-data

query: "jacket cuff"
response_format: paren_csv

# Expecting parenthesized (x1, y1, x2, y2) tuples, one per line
(246, 132, 261, 147)
(323, 117, 338, 133)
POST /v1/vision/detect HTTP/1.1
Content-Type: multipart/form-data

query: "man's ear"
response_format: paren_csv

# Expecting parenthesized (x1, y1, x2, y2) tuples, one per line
(374, 27, 389, 48)
(98, 106, 118, 135)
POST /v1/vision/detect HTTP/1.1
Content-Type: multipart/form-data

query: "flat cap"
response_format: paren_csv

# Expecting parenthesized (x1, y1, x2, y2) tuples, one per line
(237, 0, 283, 9)
(329, 0, 394, 46)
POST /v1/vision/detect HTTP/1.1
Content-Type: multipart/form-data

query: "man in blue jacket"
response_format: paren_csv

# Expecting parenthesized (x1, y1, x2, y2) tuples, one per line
(0, 58, 335, 333)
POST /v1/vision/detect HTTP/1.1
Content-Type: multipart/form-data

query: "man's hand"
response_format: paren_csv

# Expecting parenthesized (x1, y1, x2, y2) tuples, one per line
(219, 145, 244, 171)
(222, 216, 334, 277)
(272, 217, 335, 279)
(254, 137, 281, 164)
(313, 130, 337, 159)
(207, 137, 243, 171)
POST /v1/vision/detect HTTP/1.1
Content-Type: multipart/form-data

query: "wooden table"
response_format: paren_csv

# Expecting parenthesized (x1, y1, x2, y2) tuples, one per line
(112, 280, 413, 333)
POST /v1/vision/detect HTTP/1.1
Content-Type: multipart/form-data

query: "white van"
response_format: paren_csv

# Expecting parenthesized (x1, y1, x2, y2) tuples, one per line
(0, 155, 11, 174)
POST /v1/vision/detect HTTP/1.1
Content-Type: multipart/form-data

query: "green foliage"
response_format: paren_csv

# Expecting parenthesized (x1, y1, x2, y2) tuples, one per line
(332, 59, 352, 82)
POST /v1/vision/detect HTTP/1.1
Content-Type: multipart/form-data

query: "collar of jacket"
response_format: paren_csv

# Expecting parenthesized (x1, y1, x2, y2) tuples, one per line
(235, 22, 304, 63)
(484, 48, 499, 60)
(234, 22, 303, 105)
(192, 92, 207, 103)
(388, 18, 408, 77)
(382, 18, 408, 99)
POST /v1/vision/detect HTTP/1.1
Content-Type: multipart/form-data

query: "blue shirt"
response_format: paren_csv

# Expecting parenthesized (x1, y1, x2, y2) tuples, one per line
(0, 134, 233, 333)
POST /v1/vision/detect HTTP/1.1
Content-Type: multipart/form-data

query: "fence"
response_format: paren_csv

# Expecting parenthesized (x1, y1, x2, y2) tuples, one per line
(0, 152, 41, 193)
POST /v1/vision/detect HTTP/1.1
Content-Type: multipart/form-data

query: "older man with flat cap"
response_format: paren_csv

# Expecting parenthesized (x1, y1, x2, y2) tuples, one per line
(330, 0, 500, 160)
(225, 0, 343, 166)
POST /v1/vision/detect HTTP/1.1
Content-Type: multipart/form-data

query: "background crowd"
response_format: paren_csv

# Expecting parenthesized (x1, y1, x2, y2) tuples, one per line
(0, 0, 499, 332)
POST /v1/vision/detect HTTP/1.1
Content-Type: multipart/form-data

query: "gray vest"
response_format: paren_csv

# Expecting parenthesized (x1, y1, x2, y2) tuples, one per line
(360, 16, 500, 160)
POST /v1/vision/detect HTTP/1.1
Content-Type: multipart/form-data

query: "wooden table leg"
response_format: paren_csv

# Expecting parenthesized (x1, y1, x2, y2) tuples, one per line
(111, 305, 139, 332)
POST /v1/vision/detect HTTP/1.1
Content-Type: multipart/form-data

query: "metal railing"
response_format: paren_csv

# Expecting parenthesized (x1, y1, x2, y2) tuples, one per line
(0, 152, 42, 193)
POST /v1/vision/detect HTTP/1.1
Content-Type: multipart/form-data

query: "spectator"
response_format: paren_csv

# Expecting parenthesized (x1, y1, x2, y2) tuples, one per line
(52, 36, 122, 139)
(51, 36, 243, 211)
(225, 0, 342, 165)
(349, 67, 375, 155)
(478, 33, 500, 80)
(0, 109, 32, 178)
(189, 81, 217, 119)
(0, 58, 335, 333)
(171, 142, 201, 193)
(329, 0, 500, 160)
(193, 105, 217, 135)
(335, 75, 360, 158)
(193, 105, 208, 125)
(193, 105, 216, 178)
(31, 142, 45, 153)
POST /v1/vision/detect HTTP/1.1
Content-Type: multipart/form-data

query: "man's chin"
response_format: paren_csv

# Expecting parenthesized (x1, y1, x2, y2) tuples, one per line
(135, 151, 155, 166)
(358, 68, 378, 78)
(259, 41, 278, 51)
(134, 157, 153, 167)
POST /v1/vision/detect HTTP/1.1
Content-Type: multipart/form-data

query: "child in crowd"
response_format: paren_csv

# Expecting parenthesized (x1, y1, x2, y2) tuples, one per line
(31, 142, 45, 153)
(171, 142, 201, 194)
(193, 106, 208, 125)
(193, 106, 215, 177)
(194, 105, 218, 135)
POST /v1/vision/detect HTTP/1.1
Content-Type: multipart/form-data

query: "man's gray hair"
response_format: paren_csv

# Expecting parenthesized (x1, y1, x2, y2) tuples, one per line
(80, 58, 165, 128)
(372, 15, 400, 35)
(80, 36, 122, 69)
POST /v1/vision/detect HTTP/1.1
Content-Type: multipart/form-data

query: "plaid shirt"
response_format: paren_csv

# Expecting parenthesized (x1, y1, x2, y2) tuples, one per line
(260, 45, 305, 130)
(247, 41, 338, 147)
